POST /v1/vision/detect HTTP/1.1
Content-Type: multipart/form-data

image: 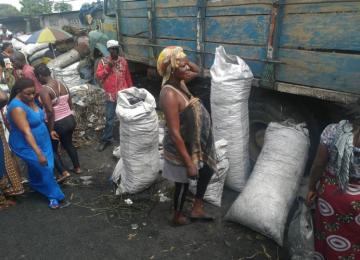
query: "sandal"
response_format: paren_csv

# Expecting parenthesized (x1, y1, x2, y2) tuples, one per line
(49, 199, 60, 209)
(57, 171, 71, 183)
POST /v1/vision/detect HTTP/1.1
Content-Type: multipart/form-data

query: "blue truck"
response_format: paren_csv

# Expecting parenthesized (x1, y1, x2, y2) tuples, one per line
(89, 0, 360, 161)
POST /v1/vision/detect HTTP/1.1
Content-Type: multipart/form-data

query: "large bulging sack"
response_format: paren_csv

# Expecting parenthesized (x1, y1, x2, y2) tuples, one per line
(52, 62, 83, 90)
(225, 122, 310, 246)
(210, 46, 253, 191)
(47, 49, 81, 69)
(21, 43, 48, 57)
(112, 87, 160, 194)
(189, 139, 229, 207)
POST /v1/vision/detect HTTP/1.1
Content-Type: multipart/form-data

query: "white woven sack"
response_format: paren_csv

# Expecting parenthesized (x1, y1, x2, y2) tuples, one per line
(52, 62, 83, 90)
(225, 122, 310, 246)
(112, 87, 160, 194)
(210, 45, 253, 192)
(189, 139, 229, 207)
(21, 43, 48, 57)
(28, 48, 49, 63)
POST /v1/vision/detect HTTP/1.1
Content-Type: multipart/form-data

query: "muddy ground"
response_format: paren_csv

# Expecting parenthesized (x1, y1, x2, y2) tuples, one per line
(1, 142, 289, 260)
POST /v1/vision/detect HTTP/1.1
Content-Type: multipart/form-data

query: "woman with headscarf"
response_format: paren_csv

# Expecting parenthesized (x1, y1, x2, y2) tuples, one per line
(157, 46, 217, 226)
(7, 78, 65, 209)
(0, 89, 24, 210)
(307, 100, 360, 259)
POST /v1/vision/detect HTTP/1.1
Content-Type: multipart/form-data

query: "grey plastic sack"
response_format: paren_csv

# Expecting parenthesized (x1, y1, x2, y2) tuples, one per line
(287, 197, 314, 260)
(189, 139, 229, 207)
(225, 122, 310, 246)
(112, 87, 160, 194)
(210, 46, 253, 191)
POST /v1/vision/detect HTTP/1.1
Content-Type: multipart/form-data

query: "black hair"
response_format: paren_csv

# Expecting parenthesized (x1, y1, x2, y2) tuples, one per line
(11, 51, 26, 64)
(9, 78, 35, 103)
(2, 42, 12, 52)
(34, 63, 51, 79)
(345, 99, 360, 126)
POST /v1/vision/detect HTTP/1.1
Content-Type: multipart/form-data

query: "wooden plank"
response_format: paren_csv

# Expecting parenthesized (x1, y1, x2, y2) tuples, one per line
(120, 17, 148, 37)
(155, 17, 197, 40)
(205, 42, 267, 60)
(284, 2, 360, 14)
(122, 36, 150, 60)
(285, 0, 352, 3)
(275, 82, 360, 104)
(206, 4, 271, 16)
(156, 6, 198, 17)
(155, 0, 197, 8)
(280, 12, 360, 50)
(205, 15, 269, 45)
(119, 9, 147, 18)
(119, 0, 147, 10)
(207, 0, 273, 7)
(156, 38, 197, 62)
(276, 49, 360, 94)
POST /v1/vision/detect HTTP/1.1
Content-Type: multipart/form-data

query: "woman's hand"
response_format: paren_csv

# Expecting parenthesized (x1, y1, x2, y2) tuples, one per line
(186, 163, 198, 180)
(306, 190, 317, 206)
(50, 130, 59, 140)
(37, 153, 48, 166)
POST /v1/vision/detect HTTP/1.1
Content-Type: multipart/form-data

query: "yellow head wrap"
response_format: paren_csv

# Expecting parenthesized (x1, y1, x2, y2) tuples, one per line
(157, 46, 187, 86)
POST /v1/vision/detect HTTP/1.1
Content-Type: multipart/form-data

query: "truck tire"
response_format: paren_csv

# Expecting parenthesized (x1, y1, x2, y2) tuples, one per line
(249, 95, 319, 172)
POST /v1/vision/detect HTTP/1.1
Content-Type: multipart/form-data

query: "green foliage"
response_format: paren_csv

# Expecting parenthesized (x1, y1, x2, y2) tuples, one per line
(0, 4, 21, 17)
(20, 0, 53, 16)
(54, 1, 72, 13)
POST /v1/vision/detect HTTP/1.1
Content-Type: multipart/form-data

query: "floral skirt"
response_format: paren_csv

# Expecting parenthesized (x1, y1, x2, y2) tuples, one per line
(314, 171, 360, 260)
(0, 123, 24, 198)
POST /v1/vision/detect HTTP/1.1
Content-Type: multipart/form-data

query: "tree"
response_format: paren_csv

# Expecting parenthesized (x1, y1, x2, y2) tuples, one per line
(20, 0, 53, 16)
(54, 1, 72, 12)
(0, 4, 21, 17)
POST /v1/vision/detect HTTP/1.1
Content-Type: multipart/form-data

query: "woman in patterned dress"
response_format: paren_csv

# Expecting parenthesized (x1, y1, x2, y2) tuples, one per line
(0, 89, 24, 210)
(307, 101, 360, 260)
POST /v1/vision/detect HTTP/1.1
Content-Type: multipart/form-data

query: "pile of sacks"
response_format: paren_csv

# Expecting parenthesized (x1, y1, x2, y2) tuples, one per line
(209, 46, 313, 257)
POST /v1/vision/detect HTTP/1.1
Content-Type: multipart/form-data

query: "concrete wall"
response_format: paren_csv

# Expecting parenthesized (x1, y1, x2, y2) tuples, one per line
(40, 10, 103, 30)
(0, 16, 40, 34)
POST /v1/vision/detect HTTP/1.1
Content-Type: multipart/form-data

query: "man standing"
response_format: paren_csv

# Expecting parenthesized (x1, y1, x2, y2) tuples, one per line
(12, 52, 43, 94)
(0, 25, 12, 45)
(0, 42, 15, 88)
(96, 40, 133, 151)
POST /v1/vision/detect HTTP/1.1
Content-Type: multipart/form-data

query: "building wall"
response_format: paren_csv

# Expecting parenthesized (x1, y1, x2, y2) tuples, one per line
(40, 10, 103, 30)
(0, 17, 40, 34)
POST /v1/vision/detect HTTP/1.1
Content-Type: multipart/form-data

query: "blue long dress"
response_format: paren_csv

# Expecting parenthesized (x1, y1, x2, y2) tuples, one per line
(7, 98, 64, 201)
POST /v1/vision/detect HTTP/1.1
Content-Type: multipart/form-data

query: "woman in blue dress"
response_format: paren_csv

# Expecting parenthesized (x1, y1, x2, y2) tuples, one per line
(7, 78, 65, 209)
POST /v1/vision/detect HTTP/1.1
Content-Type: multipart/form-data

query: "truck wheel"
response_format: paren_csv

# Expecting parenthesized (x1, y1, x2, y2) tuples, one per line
(249, 95, 319, 171)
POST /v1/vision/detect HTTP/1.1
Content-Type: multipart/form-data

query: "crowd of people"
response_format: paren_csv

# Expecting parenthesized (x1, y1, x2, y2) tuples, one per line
(1, 33, 359, 257)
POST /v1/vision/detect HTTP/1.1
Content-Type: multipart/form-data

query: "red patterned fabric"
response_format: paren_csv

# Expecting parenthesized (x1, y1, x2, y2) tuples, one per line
(314, 171, 360, 260)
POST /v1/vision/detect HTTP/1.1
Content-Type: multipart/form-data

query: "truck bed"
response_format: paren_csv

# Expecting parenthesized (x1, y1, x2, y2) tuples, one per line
(113, 0, 360, 100)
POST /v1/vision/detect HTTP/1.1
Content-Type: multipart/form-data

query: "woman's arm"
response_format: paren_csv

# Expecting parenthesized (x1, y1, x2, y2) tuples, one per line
(183, 61, 200, 83)
(306, 144, 329, 204)
(10, 107, 47, 165)
(160, 89, 197, 178)
(39, 88, 57, 138)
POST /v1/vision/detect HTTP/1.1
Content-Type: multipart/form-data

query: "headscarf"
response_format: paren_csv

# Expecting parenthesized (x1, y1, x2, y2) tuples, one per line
(157, 46, 187, 86)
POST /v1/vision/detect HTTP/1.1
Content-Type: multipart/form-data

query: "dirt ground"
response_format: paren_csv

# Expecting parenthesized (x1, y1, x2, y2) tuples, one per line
(0, 142, 290, 260)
